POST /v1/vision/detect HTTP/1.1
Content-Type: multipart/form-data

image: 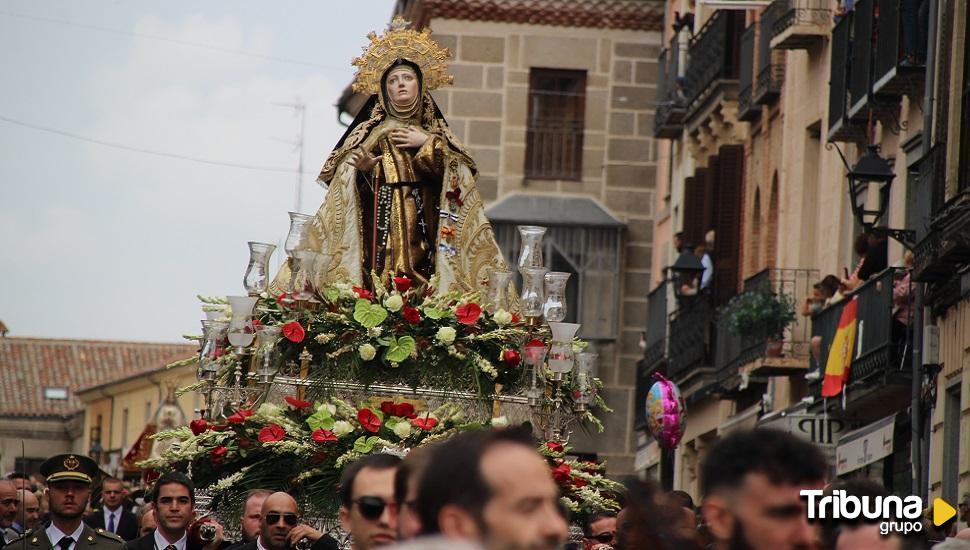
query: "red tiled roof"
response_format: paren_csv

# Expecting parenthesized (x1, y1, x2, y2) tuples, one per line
(0, 338, 196, 418)
(404, 0, 665, 31)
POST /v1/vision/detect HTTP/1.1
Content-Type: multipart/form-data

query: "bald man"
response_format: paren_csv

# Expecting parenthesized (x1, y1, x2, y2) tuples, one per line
(0, 480, 18, 547)
(232, 492, 336, 550)
(13, 489, 41, 533)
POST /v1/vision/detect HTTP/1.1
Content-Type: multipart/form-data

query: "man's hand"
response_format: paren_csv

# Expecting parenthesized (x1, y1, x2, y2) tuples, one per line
(200, 521, 225, 550)
(347, 148, 379, 172)
(286, 524, 323, 548)
(390, 127, 429, 149)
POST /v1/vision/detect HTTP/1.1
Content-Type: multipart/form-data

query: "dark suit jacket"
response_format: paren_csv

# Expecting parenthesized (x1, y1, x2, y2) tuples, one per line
(85, 509, 139, 542)
(223, 535, 337, 550)
(120, 533, 153, 550)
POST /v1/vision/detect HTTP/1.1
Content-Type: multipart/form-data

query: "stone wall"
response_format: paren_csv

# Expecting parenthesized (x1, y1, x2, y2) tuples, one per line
(426, 18, 661, 473)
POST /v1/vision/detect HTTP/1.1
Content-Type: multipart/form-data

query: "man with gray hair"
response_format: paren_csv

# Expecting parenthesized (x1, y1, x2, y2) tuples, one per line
(0, 480, 18, 547)
(13, 489, 41, 533)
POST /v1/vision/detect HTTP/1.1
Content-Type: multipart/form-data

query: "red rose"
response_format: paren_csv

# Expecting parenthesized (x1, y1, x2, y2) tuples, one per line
(456, 303, 482, 325)
(227, 409, 254, 424)
(546, 441, 564, 453)
(311, 429, 337, 443)
(572, 389, 582, 400)
(511, 313, 521, 324)
(551, 462, 572, 484)
(258, 424, 286, 443)
(210, 446, 228, 464)
(285, 396, 312, 410)
(251, 318, 263, 331)
(352, 286, 374, 300)
(380, 401, 395, 415)
(357, 408, 382, 433)
(282, 321, 305, 343)
(403, 306, 421, 324)
(393, 276, 412, 293)
(189, 419, 208, 436)
(503, 349, 521, 368)
(393, 403, 416, 419)
(411, 415, 438, 431)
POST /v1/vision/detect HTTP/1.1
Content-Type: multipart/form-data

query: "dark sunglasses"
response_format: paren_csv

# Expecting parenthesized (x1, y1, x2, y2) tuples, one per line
(591, 531, 616, 544)
(265, 513, 299, 526)
(354, 496, 388, 520)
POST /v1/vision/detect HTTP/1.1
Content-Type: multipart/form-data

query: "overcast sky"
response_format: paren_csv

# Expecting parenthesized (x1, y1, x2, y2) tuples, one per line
(0, 1, 397, 342)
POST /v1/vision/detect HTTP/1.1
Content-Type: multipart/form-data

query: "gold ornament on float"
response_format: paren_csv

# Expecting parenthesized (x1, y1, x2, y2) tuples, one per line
(351, 16, 454, 95)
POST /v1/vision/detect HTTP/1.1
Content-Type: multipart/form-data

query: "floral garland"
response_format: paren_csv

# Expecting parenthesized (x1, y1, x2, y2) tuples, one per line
(539, 440, 624, 525)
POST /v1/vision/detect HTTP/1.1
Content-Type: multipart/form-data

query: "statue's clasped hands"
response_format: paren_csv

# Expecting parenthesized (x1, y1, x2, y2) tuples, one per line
(346, 127, 429, 173)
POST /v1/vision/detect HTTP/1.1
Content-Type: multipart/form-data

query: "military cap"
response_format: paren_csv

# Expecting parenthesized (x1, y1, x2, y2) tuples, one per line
(39, 454, 99, 484)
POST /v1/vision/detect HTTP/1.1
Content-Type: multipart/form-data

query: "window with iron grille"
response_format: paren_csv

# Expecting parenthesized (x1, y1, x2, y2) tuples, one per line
(525, 68, 586, 180)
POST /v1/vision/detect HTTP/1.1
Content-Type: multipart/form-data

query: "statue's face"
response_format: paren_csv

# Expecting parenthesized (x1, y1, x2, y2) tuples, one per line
(384, 66, 418, 107)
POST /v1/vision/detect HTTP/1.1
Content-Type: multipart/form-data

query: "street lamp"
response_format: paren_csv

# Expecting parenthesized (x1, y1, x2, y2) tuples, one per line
(846, 145, 916, 246)
(669, 247, 706, 298)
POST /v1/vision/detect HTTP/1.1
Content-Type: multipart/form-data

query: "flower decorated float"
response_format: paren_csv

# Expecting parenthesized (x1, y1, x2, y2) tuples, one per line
(147, 16, 616, 526)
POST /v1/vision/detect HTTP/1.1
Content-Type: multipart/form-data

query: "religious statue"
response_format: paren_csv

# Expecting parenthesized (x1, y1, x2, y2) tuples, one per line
(285, 17, 508, 293)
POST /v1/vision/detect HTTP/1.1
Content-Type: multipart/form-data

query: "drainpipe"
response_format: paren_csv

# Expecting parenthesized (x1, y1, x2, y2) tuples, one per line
(913, 0, 938, 501)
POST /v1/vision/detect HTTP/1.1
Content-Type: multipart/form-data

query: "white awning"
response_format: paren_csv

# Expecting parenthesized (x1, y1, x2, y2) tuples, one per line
(836, 414, 897, 476)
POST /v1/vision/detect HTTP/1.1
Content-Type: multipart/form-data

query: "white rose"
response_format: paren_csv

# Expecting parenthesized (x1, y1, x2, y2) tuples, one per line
(358, 343, 377, 361)
(436, 326, 457, 345)
(493, 309, 513, 326)
(491, 416, 509, 428)
(368, 326, 383, 338)
(257, 403, 282, 418)
(332, 420, 354, 437)
(384, 294, 404, 312)
(392, 421, 412, 439)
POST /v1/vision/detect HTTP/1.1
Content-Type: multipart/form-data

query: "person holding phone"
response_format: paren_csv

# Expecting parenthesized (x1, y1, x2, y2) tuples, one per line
(235, 493, 336, 550)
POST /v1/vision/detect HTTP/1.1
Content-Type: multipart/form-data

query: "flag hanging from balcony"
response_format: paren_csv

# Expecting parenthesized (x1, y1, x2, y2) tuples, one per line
(822, 298, 858, 398)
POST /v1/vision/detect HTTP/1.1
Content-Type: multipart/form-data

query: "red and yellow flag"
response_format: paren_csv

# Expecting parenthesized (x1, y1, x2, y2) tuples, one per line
(822, 298, 858, 398)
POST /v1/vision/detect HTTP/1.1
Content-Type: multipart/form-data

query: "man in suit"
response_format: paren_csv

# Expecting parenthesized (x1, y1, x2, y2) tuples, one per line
(85, 479, 138, 541)
(14, 489, 42, 533)
(5, 454, 124, 550)
(232, 492, 335, 550)
(122, 472, 223, 550)
(0, 479, 18, 548)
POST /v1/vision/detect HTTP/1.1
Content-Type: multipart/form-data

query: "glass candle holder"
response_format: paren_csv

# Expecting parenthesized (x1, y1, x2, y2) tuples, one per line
(573, 351, 598, 411)
(519, 266, 548, 318)
(516, 225, 547, 268)
(199, 320, 228, 381)
(244, 242, 276, 296)
(523, 340, 548, 407)
(227, 296, 258, 350)
(290, 250, 318, 301)
(542, 271, 571, 322)
(255, 325, 282, 384)
(547, 322, 581, 379)
(284, 212, 314, 256)
(486, 269, 515, 312)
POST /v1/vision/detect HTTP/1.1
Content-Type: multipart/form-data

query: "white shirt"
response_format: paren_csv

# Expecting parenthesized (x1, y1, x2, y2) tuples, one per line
(700, 253, 713, 289)
(102, 507, 122, 533)
(153, 529, 188, 550)
(256, 537, 269, 550)
(45, 522, 85, 550)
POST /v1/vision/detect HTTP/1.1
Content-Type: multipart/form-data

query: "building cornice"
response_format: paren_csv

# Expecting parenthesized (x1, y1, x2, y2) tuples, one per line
(402, 0, 664, 32)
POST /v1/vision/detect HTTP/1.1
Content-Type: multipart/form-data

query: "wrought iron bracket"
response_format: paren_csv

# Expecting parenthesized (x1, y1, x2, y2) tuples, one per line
(869, 226, 917, 249)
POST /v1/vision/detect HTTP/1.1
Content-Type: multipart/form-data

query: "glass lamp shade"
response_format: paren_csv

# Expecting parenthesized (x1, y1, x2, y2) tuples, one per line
(244, 242, 276, 296)
(519, 266, 548, 318)
(290, 250, 319, 300)
(486, 269, 515, 312)
(573, 352, 598, 407)
(516, 225, 547, 268)
(547, 322, 581, 374)
(227, 295, 258, 348)
(284, 212, 314, 256)
(199, 320, 228, 381)
(255, 325, 282, 381)
(542, 271, 571, 322)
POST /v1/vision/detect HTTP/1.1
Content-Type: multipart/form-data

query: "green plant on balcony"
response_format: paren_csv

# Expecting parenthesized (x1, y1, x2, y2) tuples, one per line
(722, 290, 797, 341)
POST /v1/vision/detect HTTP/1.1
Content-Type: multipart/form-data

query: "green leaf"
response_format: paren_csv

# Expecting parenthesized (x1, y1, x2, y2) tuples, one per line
(423, 307, 449, 320)
(353, 436, 378, 454)
(384, 335, 416, 363)
(354, 299, 388, 328)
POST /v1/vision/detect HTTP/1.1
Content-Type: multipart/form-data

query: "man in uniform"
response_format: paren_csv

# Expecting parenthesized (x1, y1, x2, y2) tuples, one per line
(5, 454, 124, 550)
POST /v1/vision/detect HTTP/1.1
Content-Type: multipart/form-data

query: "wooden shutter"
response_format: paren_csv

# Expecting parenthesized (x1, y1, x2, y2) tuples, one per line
(682, 167, 714, 247)
(713, 145, 744, 306)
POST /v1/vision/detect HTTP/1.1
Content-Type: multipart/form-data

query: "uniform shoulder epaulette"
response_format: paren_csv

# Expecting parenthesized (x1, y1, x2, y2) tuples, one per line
(93, 528, 125, 543)
(7, 529, 34, 545)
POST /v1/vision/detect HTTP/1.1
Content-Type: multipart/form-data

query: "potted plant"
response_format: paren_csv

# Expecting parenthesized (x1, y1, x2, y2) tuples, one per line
(722, 290, 797, 357)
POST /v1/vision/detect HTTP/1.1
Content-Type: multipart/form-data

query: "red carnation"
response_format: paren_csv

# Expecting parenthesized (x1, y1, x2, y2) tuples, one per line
(285, 396, 312, 410)
(393, 403, 416, 419)
(456, 303, 482, 325)
(189, 419, 208, 436)
(227, 409, 254, 424)
(251, 318, 263, 331)
(403, 306, 421, 324)
(352, 286, 374, 300)
(357, 408, 382, 433)
(393, 276, 412, 293)
(311, 429, 337, 443)
(282, 321, 305, 343)
(210, 445, 228, 464)
(503, 349, 521, 368)
(572, 477, 589, 488)
(411, 415, 438, 431)
(546, 441, 565, 453)
(551, 462, 572, 484)
(258, 424, 286, 443)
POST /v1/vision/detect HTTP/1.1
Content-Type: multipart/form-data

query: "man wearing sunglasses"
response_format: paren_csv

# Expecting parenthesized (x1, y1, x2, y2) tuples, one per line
(233, 492, 336, 550)
(338, 454, 401, 550)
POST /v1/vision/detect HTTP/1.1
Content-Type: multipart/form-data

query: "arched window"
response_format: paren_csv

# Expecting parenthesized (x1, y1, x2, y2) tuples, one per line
(750, 188, 762, 275)
(767, 174, 779, 269)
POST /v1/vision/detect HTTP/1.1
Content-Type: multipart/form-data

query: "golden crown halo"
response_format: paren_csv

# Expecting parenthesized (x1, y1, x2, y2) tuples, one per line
(352, 16, 454, 95)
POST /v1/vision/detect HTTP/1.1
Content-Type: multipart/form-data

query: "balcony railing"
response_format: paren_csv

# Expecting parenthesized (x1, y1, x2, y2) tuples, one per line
(654, 37, 687, 139)
(770, 0, 831, 50)
(847, 0, 875, 120)
(643, 281, 669, 371)
(714, 268, 819, 382)
(754, 1, 784, 105)
(684, 10, 744, 117)
(827, 11, 867, 143)
(912, 144, 951, 282)
(872, 0, 927, 97)
(667, 297, 715, 383)
(738, 23, 760, 121)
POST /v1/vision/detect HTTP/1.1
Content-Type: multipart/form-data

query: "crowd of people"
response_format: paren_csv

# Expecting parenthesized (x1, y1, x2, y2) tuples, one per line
(3, 426, 970, 550)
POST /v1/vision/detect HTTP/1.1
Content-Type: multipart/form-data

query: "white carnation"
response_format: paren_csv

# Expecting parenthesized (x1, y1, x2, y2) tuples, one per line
(358, 344, 377, 361)
(493, 309, 513, 326)
(332, 420, 354, 437)
(392, 422, 412, 439)
(436, 326, 457, 345)
(384, 294, 404, 312)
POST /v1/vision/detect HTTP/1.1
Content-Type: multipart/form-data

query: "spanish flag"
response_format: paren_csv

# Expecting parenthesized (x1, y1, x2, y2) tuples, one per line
(822, 298, 858, 397)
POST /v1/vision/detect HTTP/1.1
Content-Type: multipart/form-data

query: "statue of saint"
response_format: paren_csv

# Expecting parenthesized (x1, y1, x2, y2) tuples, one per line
(287, 17, 507, 293)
